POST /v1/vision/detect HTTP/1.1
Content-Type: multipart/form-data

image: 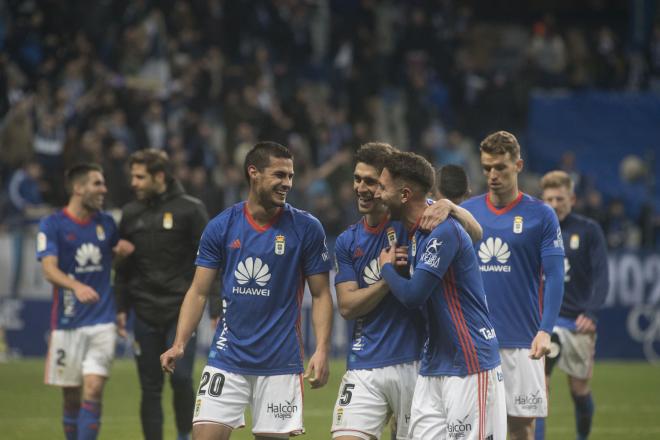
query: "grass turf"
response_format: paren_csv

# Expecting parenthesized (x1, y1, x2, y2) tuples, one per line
(1, 358, 658, 439)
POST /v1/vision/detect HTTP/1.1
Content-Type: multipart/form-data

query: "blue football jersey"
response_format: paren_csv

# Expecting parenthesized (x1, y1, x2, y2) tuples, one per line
(462, 193, 565, 348)
(411, 218, 500, 377)
(36, 209, 119, 329)
(196, 202, 332, 375)
(334, 216, 425, 370)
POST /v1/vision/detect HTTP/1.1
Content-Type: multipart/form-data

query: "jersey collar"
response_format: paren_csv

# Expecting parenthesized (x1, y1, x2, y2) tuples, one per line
(362, 214, 389, 234)
(486, 191, 523, 215)
(62, 207, 94, 225)
(244, 202, 283, 233)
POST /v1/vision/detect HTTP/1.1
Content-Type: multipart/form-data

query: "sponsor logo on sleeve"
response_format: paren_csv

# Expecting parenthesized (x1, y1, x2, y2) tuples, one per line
(37, 232, 47, 252)
(553, 227, 564, 249)
(420, 238, 443, 269)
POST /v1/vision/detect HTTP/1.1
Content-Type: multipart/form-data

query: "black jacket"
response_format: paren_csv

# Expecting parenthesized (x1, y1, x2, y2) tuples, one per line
(115, 180, 209, 326)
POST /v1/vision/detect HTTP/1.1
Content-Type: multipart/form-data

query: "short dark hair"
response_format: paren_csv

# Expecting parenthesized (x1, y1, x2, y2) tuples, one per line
(437, 164, 470, 203)
(480, 130, 521, 159)
(65, 163, 103, 195)
(129, 149, 173, 181)
(383, 151, 435, 195)
(354, 142, 396, 173)
(243, 141, 293, 182)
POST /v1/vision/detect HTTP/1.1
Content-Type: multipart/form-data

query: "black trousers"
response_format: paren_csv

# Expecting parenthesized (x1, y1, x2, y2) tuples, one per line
(134, 314, 197, 440)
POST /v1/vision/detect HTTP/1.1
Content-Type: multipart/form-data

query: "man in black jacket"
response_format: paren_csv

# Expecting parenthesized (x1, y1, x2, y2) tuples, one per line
(115, 149, 209, 440)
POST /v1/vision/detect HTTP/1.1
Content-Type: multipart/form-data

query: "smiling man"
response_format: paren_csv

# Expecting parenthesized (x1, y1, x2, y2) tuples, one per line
(161, 141, 333, 440)
(38, 163, 132, 440)
(462, 131, 565, 440)
(376, 151, 506, 440)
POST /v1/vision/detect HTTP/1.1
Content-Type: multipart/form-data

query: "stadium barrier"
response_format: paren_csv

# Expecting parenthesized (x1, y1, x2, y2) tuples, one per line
(1, 232, 659, 362)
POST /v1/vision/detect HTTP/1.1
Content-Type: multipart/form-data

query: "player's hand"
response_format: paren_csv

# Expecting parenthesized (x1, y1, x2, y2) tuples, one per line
(393, 246, 409, 275)
(113, 239, 135, 258)
(160, 345, 185, 374)
(575, 314, 596, 333)
(420, 199, 452, 231)
(304, 350, 329, 389)
(73, 282, 100, 304)
(116, 312, 128, 338)
(529, 331, 551, 359)
(379, 246, 397, 268)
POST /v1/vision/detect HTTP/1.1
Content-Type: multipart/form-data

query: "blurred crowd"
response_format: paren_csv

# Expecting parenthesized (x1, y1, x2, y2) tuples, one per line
(0, 0, 658, 251)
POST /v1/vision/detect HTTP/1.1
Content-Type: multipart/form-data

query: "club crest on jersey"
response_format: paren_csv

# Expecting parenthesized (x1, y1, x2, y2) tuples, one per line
(96, 224, 106, 241)
(386, 227, 397, 247)
(513, 216, 523, 234)
(275, 235, 285, 255)
(163, 212, 173, 229)
(570, 233, 580, 249)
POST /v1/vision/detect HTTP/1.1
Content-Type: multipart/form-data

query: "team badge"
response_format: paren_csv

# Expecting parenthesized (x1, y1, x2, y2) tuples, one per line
(96, 225, 106, 241)
(570, 234, 580, 249)
(37, 232, 47, 252)
(513, 216, 523, 234)
(386, 227, 397, 247)
(194, 399, 201, 417)
(163, 212, 173, 229)
(411, 235, 417, 257)
(275, 235, 285, 255)
(336, 407, 343, 423)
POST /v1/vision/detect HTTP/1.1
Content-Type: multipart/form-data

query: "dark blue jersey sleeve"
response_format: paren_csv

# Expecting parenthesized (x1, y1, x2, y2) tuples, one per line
(334, 231, 357, 285)
(36, 215, 58, 259)
(301, 215, 332, 276)
(540, 254, 564, 333)
(196, 217, 225, 269)
(585, 222, 609, 320)
(381, 263, 443, 308)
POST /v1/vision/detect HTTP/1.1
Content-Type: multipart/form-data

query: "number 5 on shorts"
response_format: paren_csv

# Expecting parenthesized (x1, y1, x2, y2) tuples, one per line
(339, 383, 355, 406)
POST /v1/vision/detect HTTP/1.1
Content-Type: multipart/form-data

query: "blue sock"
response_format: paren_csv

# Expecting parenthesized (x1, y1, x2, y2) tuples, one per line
(177, 433, 191, 440)
(572, 393, 594, 440)
(535, 417, 545, 440)
(63, 407, 79, 440)
(78, 400, 101, 440)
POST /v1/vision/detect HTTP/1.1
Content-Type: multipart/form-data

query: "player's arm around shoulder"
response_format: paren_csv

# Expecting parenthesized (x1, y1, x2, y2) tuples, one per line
(420, 199, 483, 243)
(305, 272, 333, 389)
(161, 266, 217, 373)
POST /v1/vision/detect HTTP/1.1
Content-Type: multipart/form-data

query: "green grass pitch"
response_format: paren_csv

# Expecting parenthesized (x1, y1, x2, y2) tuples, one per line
(1, 358, 658, 439)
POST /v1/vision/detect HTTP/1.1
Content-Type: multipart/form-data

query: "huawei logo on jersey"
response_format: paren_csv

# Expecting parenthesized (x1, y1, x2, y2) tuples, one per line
(362, 258, 381, 285)
(74, 243, 103, 273)
(478, 237, 511, 273)
(233, 257, 271, 296)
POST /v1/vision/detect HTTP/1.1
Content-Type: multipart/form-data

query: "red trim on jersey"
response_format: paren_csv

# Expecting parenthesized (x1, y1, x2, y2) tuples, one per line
(538, 267, 545, 319)
(50, 286, 59, 330)
(243, 203, 282, 232)
(443, 268, 481, 374)
(486, 191, 523, 215)
(44, 332, 52, 384)
(408, 216, 422, 240)
(62, 207, 94, 225)
(362, 214, 389, 234)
